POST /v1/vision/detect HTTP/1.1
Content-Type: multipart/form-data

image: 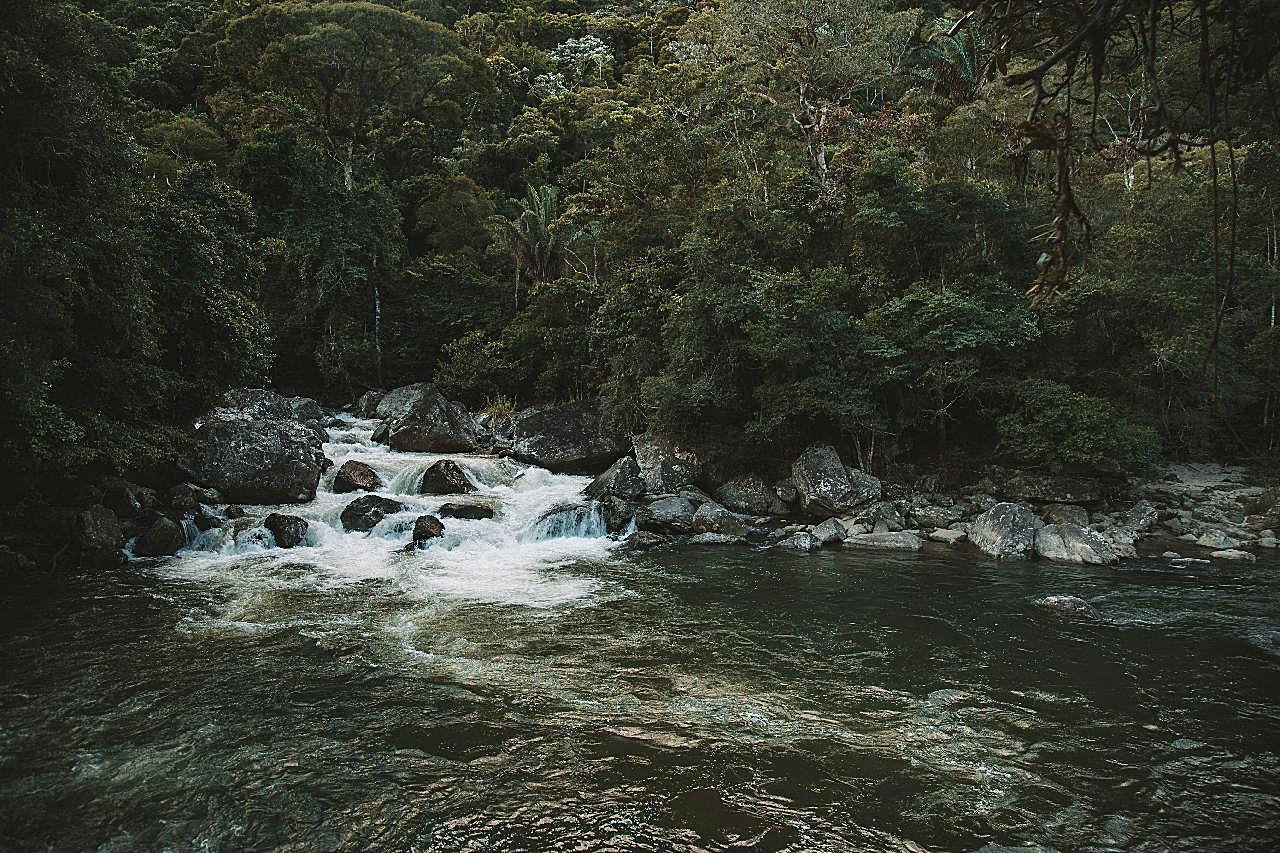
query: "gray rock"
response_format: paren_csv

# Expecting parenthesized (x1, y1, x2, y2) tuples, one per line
(1210, 548, 1256, 562)
(975, 465, 1105, 505)
(777, 532, 822, 553)
(633, 433, 704, 493)
(418, 460, 475, 495)
(1041, 503, 1090, 527)
(340, 495, 406, 532)
(70, 504, 127, 569)
(969, 502, 1044, 560)
(1196, 529, 1240, 549)
(774, 479, 799, 504)
(333, 459, 383, 493)
(910, 499, 964, 529)
(790, 445, 880, 516)
(600, 497, 637, 534)
(408, 514, 445, 548)
(811, 517, 850, 545)
(194, 389, 327, 504)
(1258, 537, 1278, 548)
(691, 501, 748, 537)
(585, 456, 646, 500)
(437, 502, 495, 520)
(286, 396, 323, 423)
(378, 383, 484, 453)
(688, 532, 746, 546)
(503, 402, 626, 473)
(134, 516, 186, 558)
(634, 496, 697, 534)
(929, 528, 967, 545)
(715, 474, 790, 516)
(1161, 551, 1181, 559)
(1034, 523, 1119, 565)
(621, 530, 672, 551)
(843, 531, 923, 551)
(1034, 595, 1102, 621)
(264, 513, 309, 548)
(354, 389, 386, 418)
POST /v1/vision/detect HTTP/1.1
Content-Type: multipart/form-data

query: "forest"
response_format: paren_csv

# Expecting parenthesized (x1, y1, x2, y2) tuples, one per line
(3, 0, 1279, 548)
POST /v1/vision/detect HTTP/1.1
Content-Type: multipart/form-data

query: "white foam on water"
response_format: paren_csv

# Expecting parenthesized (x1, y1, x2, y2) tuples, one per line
(150, 414, 622, 619)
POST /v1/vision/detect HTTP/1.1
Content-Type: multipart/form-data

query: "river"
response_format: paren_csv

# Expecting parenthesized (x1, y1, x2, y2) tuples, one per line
(2, 417, 1278, 850)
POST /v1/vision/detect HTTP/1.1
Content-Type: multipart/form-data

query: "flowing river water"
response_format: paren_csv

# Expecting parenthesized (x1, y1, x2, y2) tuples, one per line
(2, 417, 1279, 850)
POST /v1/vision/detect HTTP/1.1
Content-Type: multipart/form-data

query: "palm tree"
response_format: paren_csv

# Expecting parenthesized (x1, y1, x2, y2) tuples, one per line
(910, 20, 986, 105)
(489, 184, 572, 311)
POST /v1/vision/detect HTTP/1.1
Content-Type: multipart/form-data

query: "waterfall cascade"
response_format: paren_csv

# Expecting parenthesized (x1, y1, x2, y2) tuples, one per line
(151, 414, 619, 607)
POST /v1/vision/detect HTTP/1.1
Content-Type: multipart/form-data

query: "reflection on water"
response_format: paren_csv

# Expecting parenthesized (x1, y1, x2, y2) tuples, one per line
(2, 546, 1278, 851)
(1, 415, 1278, 849)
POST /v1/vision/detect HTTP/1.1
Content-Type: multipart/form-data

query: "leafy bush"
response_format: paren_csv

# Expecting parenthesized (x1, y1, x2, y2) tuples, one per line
(998, 380, 1160, 473)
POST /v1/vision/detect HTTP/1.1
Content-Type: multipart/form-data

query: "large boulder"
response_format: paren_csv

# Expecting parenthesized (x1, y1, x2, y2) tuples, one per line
(633, 433, 705, 494)
(418, 460, 476, 495)
(340, 495, 406, 533)
(790, 445, 881, 517)
(133, 516, 186, 558)
(584, 456, 645, 500)
(264, 513, 309, 548)
(714, 474, 789, 516)
(969, 502, 1044, 560)
(634, 496, 698, 534)
(73, 505, 126, 568)
(377, 383, 484, 453)
(194, 389, 327, 504)
(333, 460, 383, 494)
(502, 402, 626, 473)
(1034, 524, 1119, 565)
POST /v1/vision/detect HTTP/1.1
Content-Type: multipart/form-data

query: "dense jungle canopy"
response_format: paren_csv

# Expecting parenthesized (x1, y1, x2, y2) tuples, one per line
(3, 0, 1279, 526)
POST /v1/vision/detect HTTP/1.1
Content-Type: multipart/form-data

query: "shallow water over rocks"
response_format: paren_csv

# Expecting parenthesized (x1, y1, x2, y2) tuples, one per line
(2, 419, 1278, 851)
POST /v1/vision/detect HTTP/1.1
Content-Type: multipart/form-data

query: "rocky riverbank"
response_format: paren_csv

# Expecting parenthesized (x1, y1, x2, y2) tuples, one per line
(3, 383, 1276, 575)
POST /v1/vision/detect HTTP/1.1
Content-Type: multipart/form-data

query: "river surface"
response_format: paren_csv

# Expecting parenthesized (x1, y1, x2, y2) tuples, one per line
(2, 418, 1279, 851)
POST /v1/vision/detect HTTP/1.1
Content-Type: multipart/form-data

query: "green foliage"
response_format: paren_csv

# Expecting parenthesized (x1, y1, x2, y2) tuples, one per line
(999, 380, 1161, 473)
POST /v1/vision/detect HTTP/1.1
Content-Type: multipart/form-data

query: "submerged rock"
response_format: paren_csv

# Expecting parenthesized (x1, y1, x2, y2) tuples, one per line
(333, 460, 383, 494)
(1034, 523, 1119, 565)
(194, 389, 327, 504)
(843, 531, 923, 551)
(584, 456, 645, 500)
(790, 445, 880, 517)
(264, 513, 309, 548)
(418, 460, 475, 495)
(621, 530, 672, 552)
(340, 495, 406, 533)
(134, 516, 185, 558)
(1034, 595, 1103, 621)
(969, 502, 1044, 560)
(437, 502, 495, 520)
(503, 402, 626, 473)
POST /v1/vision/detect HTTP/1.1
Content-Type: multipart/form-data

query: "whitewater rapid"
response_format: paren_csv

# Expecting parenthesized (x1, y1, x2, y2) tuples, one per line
(153, 414, 621, 610)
